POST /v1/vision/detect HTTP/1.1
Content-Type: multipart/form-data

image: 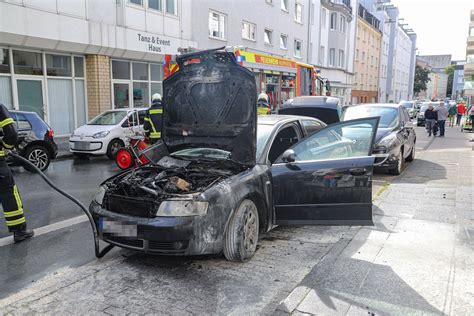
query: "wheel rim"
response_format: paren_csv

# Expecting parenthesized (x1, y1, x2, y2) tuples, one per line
(110, 142, 122, 156)
(28, 149, 48, 170)
(243, 208, 258, 252)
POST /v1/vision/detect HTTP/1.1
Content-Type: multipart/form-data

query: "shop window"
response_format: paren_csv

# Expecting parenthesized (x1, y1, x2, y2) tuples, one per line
(294, 40, 302, 58)
(128, 0, 143, 6)
(209, 10, 226, 39)
(242, 21, 256, 41)
(280, 34, 288, 50)
(112, 60, 130, 79)
(151, 63, 164, 81)
(13, 50, 43, 75)
(48, 79, 74, 134)
(264, 29, 273, 45)
(294, 3, 302, 23)
(74, 57, 84, 78)
(281, 0, 288, 11)
(0, 49, 9, 74)
(114, 83, 130, 108)
(133, 63, 148, 81)
(0, 77, 13, 109)
(46, 54, 72, 77)
(329, 48, 335, 66)
(149, 0, 162, 11)
(330, 13, 337, 30)
(133, 82, 149, 108)
(166, 0, 177, 15)
(151, 82, 163, 97)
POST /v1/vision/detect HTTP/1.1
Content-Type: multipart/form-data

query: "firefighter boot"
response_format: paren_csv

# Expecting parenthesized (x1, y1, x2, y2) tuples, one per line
(13, 228, 34, 243)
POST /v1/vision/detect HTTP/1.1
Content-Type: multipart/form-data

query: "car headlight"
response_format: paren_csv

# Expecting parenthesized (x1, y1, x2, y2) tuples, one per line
(378, 134, 397, 147)
(93, 186, 107, 205)
(92, 131, 110, 139)
(156, 200, 209, 217)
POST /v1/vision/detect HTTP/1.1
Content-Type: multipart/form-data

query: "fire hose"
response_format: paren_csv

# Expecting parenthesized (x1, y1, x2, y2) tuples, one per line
(6, 151, 115, 258)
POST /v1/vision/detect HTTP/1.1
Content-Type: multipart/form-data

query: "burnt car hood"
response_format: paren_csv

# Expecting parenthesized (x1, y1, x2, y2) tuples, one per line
(162, 48, 257, 166)
(375, 128, 394, 143)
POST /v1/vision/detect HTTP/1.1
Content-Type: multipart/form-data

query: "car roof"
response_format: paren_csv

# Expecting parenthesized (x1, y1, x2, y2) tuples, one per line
(283, 96, 340, 109)
(257, 114, 321, 126)
(354, 103, 400, 109)
(105, 107, 148, 112)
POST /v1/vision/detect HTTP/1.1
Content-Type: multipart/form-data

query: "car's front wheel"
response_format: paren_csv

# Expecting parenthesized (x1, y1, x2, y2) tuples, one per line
(23, 145, 51, 172)
(405, 145, 415, 162)
(223, 199, 259, 262)
(388, 149, 403, 175)
(106, 139, 124, 160)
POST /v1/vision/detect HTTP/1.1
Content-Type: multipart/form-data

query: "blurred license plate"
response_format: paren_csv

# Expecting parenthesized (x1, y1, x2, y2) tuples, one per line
(99, 218, 137, 237)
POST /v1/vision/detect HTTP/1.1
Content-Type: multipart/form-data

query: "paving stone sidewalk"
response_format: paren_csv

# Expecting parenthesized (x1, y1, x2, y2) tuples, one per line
(277, 129, 474, 315)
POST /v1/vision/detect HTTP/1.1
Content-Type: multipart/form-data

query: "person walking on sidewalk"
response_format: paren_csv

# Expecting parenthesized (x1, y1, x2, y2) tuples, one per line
(425, 104, 438, 137)
(448, 102, 457, 127)
(0, 103, 34, 242)
(456, 101, 466, 126)
(436, 102, 448, 137)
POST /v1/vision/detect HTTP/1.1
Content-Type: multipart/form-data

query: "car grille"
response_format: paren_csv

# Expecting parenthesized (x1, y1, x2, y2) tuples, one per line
(104, 237, 189, 253)
(105, 194, 156, 218)
(148, 240, 189, 253)
(105, 236, 144, 249)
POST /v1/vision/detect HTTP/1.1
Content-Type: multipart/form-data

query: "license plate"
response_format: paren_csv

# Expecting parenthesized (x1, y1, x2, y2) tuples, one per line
(99, 218, 137, 237)
(73, 141, 90, 150)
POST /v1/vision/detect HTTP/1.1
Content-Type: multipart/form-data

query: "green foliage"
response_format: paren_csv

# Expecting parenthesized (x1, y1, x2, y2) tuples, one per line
(414, 65, 431, 94)
(445, 64, 455, 97)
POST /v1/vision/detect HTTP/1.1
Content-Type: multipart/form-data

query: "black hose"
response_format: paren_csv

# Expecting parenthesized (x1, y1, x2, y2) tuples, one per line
(7, 151, 114, 258)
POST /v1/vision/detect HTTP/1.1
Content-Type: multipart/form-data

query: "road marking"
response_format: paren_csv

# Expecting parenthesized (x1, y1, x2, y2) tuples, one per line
(0, 215, 88, 247)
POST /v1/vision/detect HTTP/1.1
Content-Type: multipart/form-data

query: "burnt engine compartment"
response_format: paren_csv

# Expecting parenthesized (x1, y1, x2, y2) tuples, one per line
(106, 157, 245, 202)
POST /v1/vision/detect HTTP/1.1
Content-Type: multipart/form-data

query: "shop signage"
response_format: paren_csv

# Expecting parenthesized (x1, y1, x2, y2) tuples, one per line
(254, 54, 296, 69)
(126, 30, 182, 55)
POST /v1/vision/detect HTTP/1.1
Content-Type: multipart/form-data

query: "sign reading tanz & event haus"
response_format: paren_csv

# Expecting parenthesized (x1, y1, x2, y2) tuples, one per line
(126, 29, 184, 55)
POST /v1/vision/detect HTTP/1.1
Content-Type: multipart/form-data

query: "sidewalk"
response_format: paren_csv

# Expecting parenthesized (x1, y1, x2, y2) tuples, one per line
(277, 128, 474, 315)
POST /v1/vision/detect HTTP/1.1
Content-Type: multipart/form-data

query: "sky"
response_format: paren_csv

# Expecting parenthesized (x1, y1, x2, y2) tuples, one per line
(390, 0, 473, 60)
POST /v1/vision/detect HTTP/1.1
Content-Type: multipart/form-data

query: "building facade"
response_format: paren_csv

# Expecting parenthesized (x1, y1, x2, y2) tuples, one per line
(452, 60, 465, 100)
(0, 0, 196, 135)
(352, 3, 381, 104)
(464, 10, 474, 104)
(309, 0, 357, 106)
(425, 72, 449, 100)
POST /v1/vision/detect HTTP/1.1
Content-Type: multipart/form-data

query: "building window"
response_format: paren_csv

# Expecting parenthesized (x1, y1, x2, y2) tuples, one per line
(165, 0, 177, 15)
(355, 49, 359, 61)
(340, 16, 346, 32)
(338, 49, 345, 68)
(46, 54, 72, 77)
(329, 48, 335, 66)
(295, 3, 302, 23)
(264, 29, 273, 45)
(128, 0, 143, 6)
(467, 54, 474, 64)
(112, 60, 130, 79)
(266, 0, 273, 4)
(74, 56, 84, 78)
(209, 10, 226, 40)
(319, 46, 325, 65)
(361, 51, 365, 63)
(321, 8, 327, 28)
(148, 0, 162, 11)
(470, 27, 474, 37)
(330, 13, 337, 30)
(294, 40, 302, 58)
(13, 50, 43, 75)
(280, 34, 288, 50)
(242, 21, 256, 41)
(281, 0, 288, 11)
(0, 49, 10, 74)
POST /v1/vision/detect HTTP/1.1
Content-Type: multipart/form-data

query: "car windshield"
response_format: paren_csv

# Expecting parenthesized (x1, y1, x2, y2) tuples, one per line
(88, 111, 128, 125)
(401, 102, 413, 109)
(256, 124, 275, 159)
(172, 148, 231, 160)
(343, 106, 399, 128)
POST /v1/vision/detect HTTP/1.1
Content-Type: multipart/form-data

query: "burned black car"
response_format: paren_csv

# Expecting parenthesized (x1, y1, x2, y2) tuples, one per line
(90, 49, 380, 262)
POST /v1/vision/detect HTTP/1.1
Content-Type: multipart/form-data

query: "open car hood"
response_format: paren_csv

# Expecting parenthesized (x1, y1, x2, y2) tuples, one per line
(162, 48, 257, 166)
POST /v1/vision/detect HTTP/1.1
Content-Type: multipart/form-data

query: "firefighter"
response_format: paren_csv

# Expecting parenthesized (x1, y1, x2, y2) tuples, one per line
(143, 93, 163, 144)
(0, 103, 34, 242)
(257, 93, 270, 115)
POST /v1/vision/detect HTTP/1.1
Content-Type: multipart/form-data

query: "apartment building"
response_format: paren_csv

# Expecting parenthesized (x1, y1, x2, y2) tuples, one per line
(417, 54, 452, 100)
(452, 60, 465, 100)
(0, 0, 196, 135)
(465, 9, 474, 103)
(352, 3, 381, 104)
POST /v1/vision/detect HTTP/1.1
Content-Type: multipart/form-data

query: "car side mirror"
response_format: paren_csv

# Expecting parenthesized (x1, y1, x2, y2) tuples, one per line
(281, 149, 296, 163)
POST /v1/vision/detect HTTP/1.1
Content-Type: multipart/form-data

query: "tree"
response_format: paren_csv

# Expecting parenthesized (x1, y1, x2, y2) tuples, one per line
(413, 65, 431, 95)
(445, 64, 455, 97)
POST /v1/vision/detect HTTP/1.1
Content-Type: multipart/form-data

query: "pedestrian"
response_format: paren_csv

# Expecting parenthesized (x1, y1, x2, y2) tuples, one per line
(424, 104, 438, 137)
(448, 102, 457, 127)
(456, 101, 466, 126)
(470, 105, 474, 130)
(436, 102, 448, 137)
(143, 93, 163, 144)
(0, 103, 34, 242)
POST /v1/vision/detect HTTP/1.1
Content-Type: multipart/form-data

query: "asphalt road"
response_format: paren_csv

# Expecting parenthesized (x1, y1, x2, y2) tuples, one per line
(0, 121, 429, 300)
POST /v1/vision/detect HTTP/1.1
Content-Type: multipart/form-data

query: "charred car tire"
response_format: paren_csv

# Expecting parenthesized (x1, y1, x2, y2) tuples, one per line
(23, 145, 51, 172)
(223, 199, 259, 262)
(388, 150, 403, 175)
(106, 139, 124, 160)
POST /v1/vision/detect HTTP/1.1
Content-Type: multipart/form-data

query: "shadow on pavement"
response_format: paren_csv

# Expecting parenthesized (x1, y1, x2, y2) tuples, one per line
(392, 158, 447, 184)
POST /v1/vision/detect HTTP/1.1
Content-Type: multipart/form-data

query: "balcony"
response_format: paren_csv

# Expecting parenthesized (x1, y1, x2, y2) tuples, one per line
(465, 63, 474, 75)
(322, 0, 353, 20)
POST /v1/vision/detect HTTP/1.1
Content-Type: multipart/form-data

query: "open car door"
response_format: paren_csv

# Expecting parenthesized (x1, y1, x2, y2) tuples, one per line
(271, 117, 379, 225)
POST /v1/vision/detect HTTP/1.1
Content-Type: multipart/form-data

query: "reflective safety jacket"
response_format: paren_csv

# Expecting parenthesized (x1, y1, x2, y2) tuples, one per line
(0, 104, 18, 158)
(143, 101, 163, 140)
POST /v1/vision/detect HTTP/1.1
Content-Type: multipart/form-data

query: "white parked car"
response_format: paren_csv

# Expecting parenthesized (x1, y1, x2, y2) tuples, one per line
(69, 108, 148, 159)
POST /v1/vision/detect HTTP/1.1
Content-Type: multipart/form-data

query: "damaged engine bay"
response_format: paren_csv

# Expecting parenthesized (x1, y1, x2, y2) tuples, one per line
(106, 156, 245, 202)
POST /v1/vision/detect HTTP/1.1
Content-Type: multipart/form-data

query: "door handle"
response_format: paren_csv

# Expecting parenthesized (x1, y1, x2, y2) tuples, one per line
(349, 168, 367, 176)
